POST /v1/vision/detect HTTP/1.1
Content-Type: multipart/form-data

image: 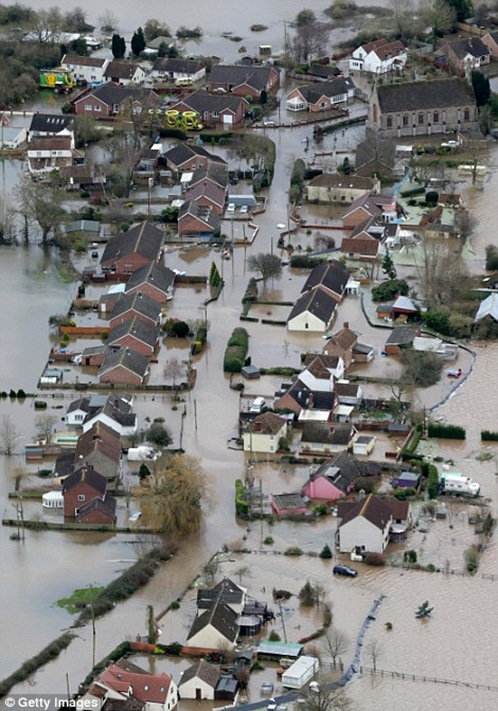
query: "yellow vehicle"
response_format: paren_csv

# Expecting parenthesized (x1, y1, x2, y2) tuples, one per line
(40, 69, 76, 93)
(148, 108, 203, 131)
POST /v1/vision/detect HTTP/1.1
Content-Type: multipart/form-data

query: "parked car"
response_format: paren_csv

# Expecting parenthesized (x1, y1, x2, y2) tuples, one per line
(227, 203, 236, 213)
(261, 682, 274, 695)
(333, 564, 358, 578)
(267, 699, 277, 711)
(240, 204, 249, 214)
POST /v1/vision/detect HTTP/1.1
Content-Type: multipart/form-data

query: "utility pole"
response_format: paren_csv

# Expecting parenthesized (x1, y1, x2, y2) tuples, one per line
(278, 599, 288, 643)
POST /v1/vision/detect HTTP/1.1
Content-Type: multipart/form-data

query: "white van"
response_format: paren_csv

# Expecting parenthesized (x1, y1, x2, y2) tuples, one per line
(175, 78, 193, 87)
(250, 397, 265, 413)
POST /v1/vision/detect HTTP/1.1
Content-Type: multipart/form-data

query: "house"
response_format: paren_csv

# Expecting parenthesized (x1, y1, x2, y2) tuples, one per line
(271, 493, 309, 517)
(73, 84, 160, 117)
(109, 291, 161, 329)
(61, 54, 109, 83)
(300, 422, 356, 455)
(336, 493, 394, 553)
(62, 466, 107, 518)
(171, 91, 249, 128)
(367, 78, 478, 138)
(196, 578, 247, 615)
(81, 394, 137, 437)
(100, 222, 164, 275)
(285, 77, 354, 112)
(107, 316, 160, 356)
(88, 659, 178, 711)
(242, 412, 288, 453)
(98, 347, 150, 386)
(323, 321, 374, 366)
(125, 262, 176, 303)
(80, 344, 108, 367)
(59, 163, 107, 190)
(300, 353, 345, 389)
(354, 136, 396, 177)
(208, 64, 279, 98)
(287, 286, 339, 332)
(28, 112, 73, 140)
(302, 456, 361, 502)
(482, 30, 498, 60)
(341, 215, 386, 259)
(178, 200, 220, 240)
(384, 326, 420, 355)
(66, 393, 108, 427)
(74, 422, 121, 481)
(441, 37, 491, 76)
(301, 261, 350, 302)
(77, 495, 117, 525)
(26, 136, 75, 175)
(306, 174, 379, 204)
(150, 57, 206, 83)
(349, 38, 407, 74)
(188, 163, 229, 193)
(179, 660, 220, 701)
(187, 593, 239, 651)
(162, 144, 226, 175)
(182, 181, 226, 215)
(342, 192, 396, 228)
(334, 380, 363, 407)
(274, 379, 336, 419)
(104, 61, 147, 85)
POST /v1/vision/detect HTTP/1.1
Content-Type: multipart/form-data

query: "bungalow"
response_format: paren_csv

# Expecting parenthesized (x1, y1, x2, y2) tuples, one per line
(125, 261, 176, 303)
(384, 326, 420, 355)
(107, 315, 160, 357)
(162, 143, 226, 175)
(81, 393, 137, 437)
(182, 181, 226, 215)
(62, 466, 107, 518)
(73, 84, 160, 117)
(287, 286, 339, 333)
(187, 594, 239, 651)
(179, 660, 221, 701)
(178, 200, 220, 240)
(88, 659, 178, 711)
(98, 347, 150, 386)
(301, 260, 350, 302)
(441, 37, 491, 76)
(188, 163, 229, 193)
(349, 38, 407, 74)
(171, 91, 248, 128)
(306, 174, 379, 205)
(354, 136, 396, 178)
(74, 422, 121, 482)
(150, 57, 206, 83)
(59, 163, 107, 190)
(243, 411, 288, 454)
(336, 493, 393, 553)
(27, 136, 76, 175)
(197, 578, 247, 615)
(61, 54, 109, 83)
(274, 379, 335, 420)
(342, 192, 397, 228)
(100, 222, 164, 275)
(286, 77, 354, 112)
(109, 291, 161, 329)
(104, 60, 147, 85)
(208, 64, 279, 98)
(300, 422, 356, 455)
(367, 78, 478, 138)
(271, 492, 309, 517)
(341, 215, 387, 259)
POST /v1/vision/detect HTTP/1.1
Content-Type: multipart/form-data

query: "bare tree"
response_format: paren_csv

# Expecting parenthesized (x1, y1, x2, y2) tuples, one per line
(99, 10, 119, 33)
(322, 629, 348, 669)
(414, 239, 469, 309)
(299, 687, 353, 711)
(0, 195, 17, 243)
(366, 638, 382, 672)
(203, 558, 219, 582)
(11, 466, 27, 492)
(389, 0, 415, 38)
(15, 176, 66, 244)
(35, 413, 58, 444)
(419, 0, 456, 49)
(291, 21, 330, 64)
(30, 6, 64, 43)
(0, 415, 19, 455)
(163, 358, 185, 388)
(234, 565, 250, 584)
(248, 253, 282, 283)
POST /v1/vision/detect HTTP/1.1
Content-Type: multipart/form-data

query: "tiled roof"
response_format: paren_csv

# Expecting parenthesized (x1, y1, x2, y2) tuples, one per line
(385, 326, 418, 345)
(308, 173, 374, 190)
(187, 593, 239, 644)
(301, 260, 349, 297)
(28, 136, 72, 151)
(178, 199, 220, 230)
(297, 77, 354, 104)
(376, 78, 475, 113)
(101, 222, 164, 266)
(445, 36, 490, 60)
(62, 54, 108, 67)
(174, 90, 248, 114)
(107, 315, 160, 349)
(163, 143, 226, 168)
(98, 347, 150, 380)
(209, 64, 277, 91)
(301, 422, 355, 446)
(183, 180, 226, 207)
(338, 493, 393, 530)
(326, 325, 358, 350)
(152, 57, 204, 74)
(180, 659, 220, 688)
(190, 162, 229, 189)
(246, 411, 287, 435)
(77, 84, 159, 108)
(77, 494, 116, 520)
(273, 493, 307, 510)
(373, 39, 405, 60)
(126, 262, 176, 295)
(196, 578, 246, 611)
(288, 286, 338, 325)
(104, 61, 143, 80)
(62, 466, 107, 495)
(99, 660, 173, 704)
(110, 291, 161, 323)
(29, 112, 73, 133)
(75, 422, 121, 463)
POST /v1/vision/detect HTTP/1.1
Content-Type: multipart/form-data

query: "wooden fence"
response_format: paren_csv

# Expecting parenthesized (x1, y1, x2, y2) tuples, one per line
(360, 666, 498, 692)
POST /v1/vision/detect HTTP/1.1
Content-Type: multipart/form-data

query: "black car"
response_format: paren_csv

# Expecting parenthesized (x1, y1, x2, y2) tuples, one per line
(333, 564, 358, 578)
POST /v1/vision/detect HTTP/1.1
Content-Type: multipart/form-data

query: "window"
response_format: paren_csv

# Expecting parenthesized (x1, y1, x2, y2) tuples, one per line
(402, 115, 409, 127)
(386, 116, 392, 129)
(433, 111, 439, 124)
(84, 104, 92, 111)
(464, 109, 470, 121)
(77, 494, 85, 502)
(74, 414, 83, 421)
(94, 105, 101, 112)
(418, 113, 424, 125)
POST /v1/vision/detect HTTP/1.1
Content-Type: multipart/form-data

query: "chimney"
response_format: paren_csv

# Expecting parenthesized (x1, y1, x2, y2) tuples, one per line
(343, 322, 349, 329)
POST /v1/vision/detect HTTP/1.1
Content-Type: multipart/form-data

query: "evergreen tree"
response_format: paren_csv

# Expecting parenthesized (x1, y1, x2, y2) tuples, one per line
(111, 33, 126, 59)
(471, 70, 491, 108)
(319, 543, 333, 559)
(131, 27, 146, 57)
(382, 248, 397, 281)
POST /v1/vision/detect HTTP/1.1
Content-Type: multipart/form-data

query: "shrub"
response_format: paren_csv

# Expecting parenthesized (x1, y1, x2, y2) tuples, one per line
(290, 254, 323, 269)
(263, 536, 274, 545)
(428, 422, 466, 439)
(223, 327, 249, 373)
(371, 278, 410, 302)
(268, 630, 281, 641)
(319, 543, 333, 559)
(235, 479, 249, 516)
(364, 552, 385, 566)
(394, 487, 417, 500)
(170, 600, 180, 610)
(284, 546, 303, 556)
(464, 546, 480, 574)
(298, 580, 315, 606)
(426, 464, 439, 499)
(481, 430, 498, 441)
(404, 549, 417, 564)
(322, 603, 332, 628)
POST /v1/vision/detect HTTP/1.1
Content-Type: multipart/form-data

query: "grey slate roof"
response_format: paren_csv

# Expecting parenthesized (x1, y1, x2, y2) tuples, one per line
(276, 378, 335, 411)
(101, 222, 164, 268)
(111, 291, 161, 324)
(301, 260, 349, 298)
(29, 112, 73, 133)
(196, 578, 245, 611)
(81, 84, 159, 108)
(85, 394, 136, 429)
(98, 347, 150, 380)
(355, 137, 395, 171)
(190, 162, 229, 189)
(187, 593, 239, 644)
(152, 57, 204, 74)
(180, 660, 220, 689)
(176, 90, 248, 115)
(77, 494, 116, 521)
(104, 61, 143, 81)
(209, 64, 277, 91)
(288, 286, 338, 325)
(445, 37, 490, 60)
(107, 315, 160, 349)
(297, 77, 353, 104)
(376, 78, 475, 113)
(125, 262, 176, 296)
(62, 466, 107, 495)
(338, 493, 393, 531)
(178, 200, 220, 231)
(301, 422, 355, 446)
(163, 143, 226, 168)
(385, 326, 418, 346)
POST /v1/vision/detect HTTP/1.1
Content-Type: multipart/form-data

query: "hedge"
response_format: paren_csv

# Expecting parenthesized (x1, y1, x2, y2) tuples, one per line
(427, 422, 466, 439)
(425, 463, 440, 499)
(223, 327, 249, 372)
(481, 430, 498, 441)
(235, 479, 249, 516)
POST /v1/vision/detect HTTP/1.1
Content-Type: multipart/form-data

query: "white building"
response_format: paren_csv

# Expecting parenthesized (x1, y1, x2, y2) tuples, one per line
(350, 38, 407, 74)
(61, 54, 109, 84)
(243, 411, 288, 454)
(337, 494, 392, 553)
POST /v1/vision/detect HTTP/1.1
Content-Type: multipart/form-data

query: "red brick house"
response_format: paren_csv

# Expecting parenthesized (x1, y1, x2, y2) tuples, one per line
(77, 496, 117, 525)
(109, 291, 161, 329)
(178, 200, 220, 241)
(342, 193, 396, 229)
(171, 91, 248, 128)
(62, 466, 107, 518)
(162, 144, 226, 175)
(107, 315, 160, 356)
(74, 422, 121, 482)
(100, 222, 164, 275)
(72, 84, 160, 117)
(98, 347, 150, 386)
(125, 262, 176, 303)
(341, 216, 386, 259)
(182, 181, 226, 215)
(208, 65, 280, 98)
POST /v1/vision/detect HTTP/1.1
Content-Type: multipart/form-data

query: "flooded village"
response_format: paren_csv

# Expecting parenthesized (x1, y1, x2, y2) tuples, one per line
(3, 1, 498, 711)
